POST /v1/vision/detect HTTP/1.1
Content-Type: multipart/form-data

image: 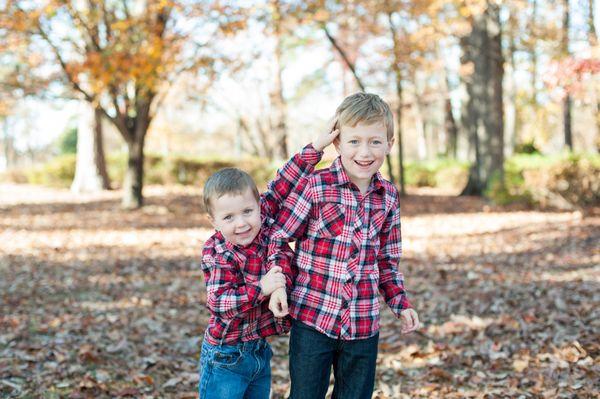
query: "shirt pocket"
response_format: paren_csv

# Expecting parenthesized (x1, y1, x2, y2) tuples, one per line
(368, 208, 387, 240)
(315, 202, 346, 238)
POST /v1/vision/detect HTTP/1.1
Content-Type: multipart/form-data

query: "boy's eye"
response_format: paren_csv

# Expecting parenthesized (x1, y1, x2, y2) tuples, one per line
(349, 140, 359, 144)
(372, 140, 382, 145)
(243, 208, 253, 215)
(223, 215, 233, 221)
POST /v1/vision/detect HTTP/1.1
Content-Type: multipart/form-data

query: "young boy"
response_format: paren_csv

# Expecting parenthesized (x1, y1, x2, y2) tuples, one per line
(267, 93, 420, 399)
(198, 127, 339, 399)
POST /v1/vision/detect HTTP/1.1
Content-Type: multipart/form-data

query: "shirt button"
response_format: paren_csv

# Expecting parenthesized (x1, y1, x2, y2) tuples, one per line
(342, 300, 349, 308)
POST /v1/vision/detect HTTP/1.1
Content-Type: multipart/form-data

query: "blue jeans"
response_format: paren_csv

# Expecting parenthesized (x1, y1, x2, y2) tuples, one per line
(289, 319, 379, 399)
(198, 338, 272, 399)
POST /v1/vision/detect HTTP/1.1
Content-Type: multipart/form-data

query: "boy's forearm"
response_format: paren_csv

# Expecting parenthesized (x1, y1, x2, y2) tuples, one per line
(264, 144, 322, 214)
(207, 282, 264, 319)
(377, 198, 412, 315)
(206, 261, 267, 319)
(378, 266, 412, 317)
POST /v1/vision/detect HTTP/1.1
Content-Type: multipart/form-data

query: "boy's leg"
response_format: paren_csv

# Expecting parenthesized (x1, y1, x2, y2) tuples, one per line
(198, 341, 251, 399)
(243, 341, 272, 399)
(331, 332, 379, 399)
(289, 319, 336, 399)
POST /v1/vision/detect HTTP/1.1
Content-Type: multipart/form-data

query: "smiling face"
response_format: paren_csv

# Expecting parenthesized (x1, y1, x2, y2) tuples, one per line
(335, 122, 394, 193)
(208, 188, 261, 247)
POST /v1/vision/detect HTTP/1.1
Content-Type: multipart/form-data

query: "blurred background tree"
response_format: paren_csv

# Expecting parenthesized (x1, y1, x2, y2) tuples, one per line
(1, 0, 598, 208)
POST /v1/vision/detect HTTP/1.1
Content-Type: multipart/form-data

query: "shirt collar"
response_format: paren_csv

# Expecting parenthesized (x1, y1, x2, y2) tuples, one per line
(215, 230, 263, 256)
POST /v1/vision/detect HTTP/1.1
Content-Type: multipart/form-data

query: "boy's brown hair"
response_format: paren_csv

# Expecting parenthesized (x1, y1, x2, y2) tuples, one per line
(203, 168, 260, 214)
(334, 92, 394, 140)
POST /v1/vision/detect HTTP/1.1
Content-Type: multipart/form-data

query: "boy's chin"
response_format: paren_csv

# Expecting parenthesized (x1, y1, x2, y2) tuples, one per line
(233, 233, 259, 247)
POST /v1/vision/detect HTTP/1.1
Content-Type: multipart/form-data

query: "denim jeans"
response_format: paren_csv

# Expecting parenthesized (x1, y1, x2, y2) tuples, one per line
(198, 338, 272, 399)
(289, 319, 379, 399)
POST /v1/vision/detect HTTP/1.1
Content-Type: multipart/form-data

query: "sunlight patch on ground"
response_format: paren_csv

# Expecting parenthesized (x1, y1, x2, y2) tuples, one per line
(78, 296, 153, 311)
(532, 265, 600, 283)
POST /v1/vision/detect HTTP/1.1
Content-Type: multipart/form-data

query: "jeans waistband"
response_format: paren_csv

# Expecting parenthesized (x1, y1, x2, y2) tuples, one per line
(206, 337, 268, 352)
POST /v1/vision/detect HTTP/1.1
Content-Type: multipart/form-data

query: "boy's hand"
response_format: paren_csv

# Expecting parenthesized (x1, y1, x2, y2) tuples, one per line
(269, 287, 289, 317)
(400, 309, 420, 334)
(259, 266, 286, 296)
(312, 118, 340, 152)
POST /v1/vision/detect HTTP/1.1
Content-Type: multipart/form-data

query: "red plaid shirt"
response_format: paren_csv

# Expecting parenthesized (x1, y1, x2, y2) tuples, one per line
(267, 157, 412, 340)
(201, 145, 322, 345)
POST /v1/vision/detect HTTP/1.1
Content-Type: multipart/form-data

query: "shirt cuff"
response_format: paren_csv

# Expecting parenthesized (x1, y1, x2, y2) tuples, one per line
(246, 281, 266, 304)
(301, 143, 323, 165)
(395, 296, 412, 315)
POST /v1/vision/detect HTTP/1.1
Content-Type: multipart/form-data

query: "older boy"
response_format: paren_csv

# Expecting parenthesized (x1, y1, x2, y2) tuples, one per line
(199, 127, 339, 399)
(268, 93, 420, 399)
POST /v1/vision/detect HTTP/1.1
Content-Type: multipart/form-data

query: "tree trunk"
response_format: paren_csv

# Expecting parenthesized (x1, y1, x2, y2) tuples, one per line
(94, 107, 111, 189)
(270, 0, 288, 160)
(388, 12, 404, 194)
(122, 136, 145, 209)
(530, 0, 538, 105)
(71, 102, 110, 193)
(1, 117, 14, 170)
(444, 92, 458, 158)
(120, 100, 151, 209)
(413, 94, 428, 160)
(589, 0, 597, 45)
(588, 0, 600, 148)
(562, 0, 573, 151)
(385, 153, 395, 183)
(563, 95, 573, 150)
(437, 49, 459, 159)
(460, 3, 505, 196)
(505, 9, 518, 157)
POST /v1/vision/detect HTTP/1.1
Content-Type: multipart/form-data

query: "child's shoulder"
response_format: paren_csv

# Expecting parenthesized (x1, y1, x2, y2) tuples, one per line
(379, 177, 399, 197)
(202, 231, 232, 260)
(304, 165, 337, 186)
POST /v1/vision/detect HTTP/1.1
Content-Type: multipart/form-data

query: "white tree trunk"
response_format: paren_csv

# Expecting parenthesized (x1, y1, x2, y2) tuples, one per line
(71, 101, 105, 193)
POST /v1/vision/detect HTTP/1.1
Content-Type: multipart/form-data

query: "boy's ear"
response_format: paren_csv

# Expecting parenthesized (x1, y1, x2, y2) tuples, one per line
(386, 136, 395, 154)
(333, 136, 341, 154)
(207, 213, 217, 229)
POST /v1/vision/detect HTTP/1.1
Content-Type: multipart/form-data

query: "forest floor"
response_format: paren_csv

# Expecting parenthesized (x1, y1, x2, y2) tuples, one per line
(0, 183, 598, 398)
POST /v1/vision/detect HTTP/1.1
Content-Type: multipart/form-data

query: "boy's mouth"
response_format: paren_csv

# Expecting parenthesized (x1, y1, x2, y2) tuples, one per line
(354, 160, 374, 167)
(235, 228, 252, 236)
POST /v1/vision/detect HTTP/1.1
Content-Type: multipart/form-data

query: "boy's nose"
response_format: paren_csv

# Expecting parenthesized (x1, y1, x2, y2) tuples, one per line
(358, 144, 371, 156)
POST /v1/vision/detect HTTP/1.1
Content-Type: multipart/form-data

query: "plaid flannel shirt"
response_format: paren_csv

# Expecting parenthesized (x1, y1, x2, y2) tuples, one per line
(201, 145, 322, 345)
(267, 157, 412, 340)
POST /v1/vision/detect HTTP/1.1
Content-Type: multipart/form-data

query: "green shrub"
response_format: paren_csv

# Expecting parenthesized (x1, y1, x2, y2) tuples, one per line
(24, 154, 76, 187)
(404, 158, 468, 188)
(522, 155, 599, 208)
(57, 126, 78, 155)
(485, 171, 533, 206)
(514, 140, 540, 154)
(495, 152, 600, 208)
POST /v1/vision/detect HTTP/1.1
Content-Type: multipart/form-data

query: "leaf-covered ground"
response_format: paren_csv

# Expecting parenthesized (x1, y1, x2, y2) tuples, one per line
(1, 184, 598, 398)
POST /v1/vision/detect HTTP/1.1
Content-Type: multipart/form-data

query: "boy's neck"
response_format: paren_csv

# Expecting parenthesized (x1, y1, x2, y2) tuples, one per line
(349, 176, 371, 195)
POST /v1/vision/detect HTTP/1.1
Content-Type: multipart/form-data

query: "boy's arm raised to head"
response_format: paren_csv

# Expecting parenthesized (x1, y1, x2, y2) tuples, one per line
(201, 252, 266, 320)
(377, 192, 413, 317)
(262, 120, 339, 219)
(266, 176, 313, 290)
(262, 144, 322, 219)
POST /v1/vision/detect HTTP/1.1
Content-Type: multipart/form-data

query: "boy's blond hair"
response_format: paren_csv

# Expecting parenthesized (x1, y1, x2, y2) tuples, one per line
(335, 92, 394, 140)
(203, 168, 260, 215)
